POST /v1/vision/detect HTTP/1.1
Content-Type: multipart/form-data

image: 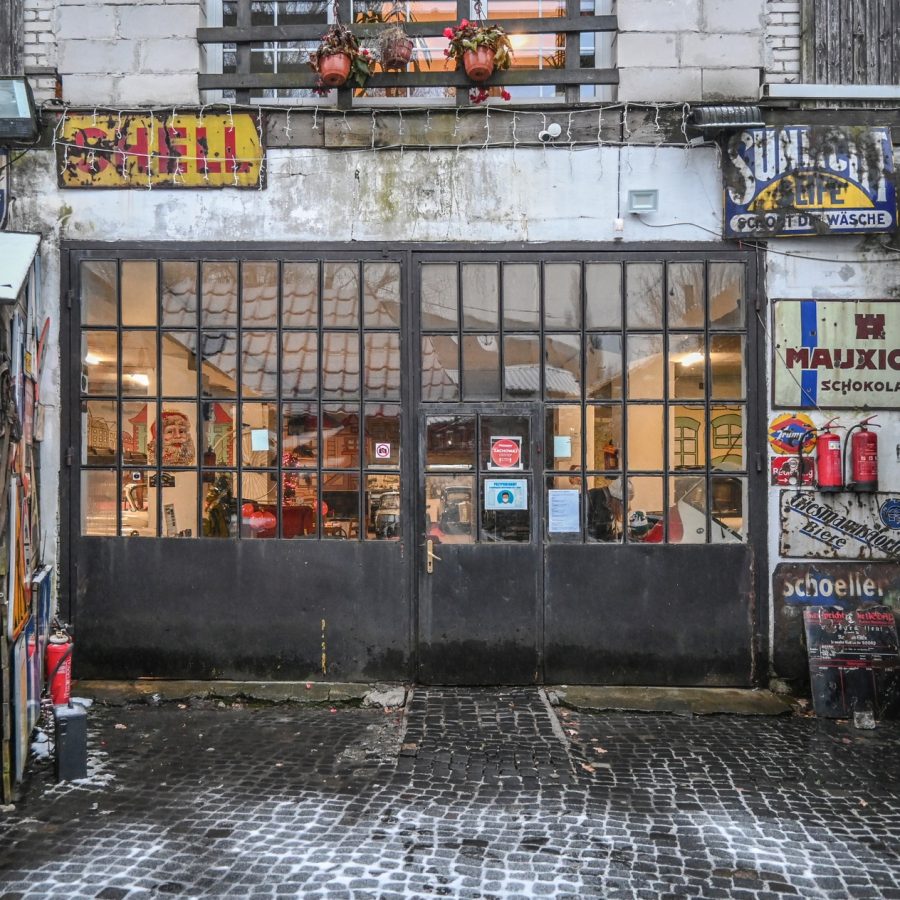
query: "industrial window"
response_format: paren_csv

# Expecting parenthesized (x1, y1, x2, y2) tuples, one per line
(79, 256, 402, 541)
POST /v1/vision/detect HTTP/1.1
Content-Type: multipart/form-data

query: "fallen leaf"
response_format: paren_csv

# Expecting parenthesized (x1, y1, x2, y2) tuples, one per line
(114, 724, 127, 730)
(177, 704, 187, 710)
(859, 798, 868, 807)
(330, 707, 337, 713)
(594, 746, 608, 755)
(580, 762, 595, 773)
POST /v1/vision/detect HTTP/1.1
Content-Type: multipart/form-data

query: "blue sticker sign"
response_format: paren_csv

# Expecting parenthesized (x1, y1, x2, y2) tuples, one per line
(881, 499, 900, 531)
(724, 126, 896, 238)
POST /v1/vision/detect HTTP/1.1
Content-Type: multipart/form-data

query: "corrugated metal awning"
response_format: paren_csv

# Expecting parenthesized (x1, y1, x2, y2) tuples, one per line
(0, 232, 40, 302)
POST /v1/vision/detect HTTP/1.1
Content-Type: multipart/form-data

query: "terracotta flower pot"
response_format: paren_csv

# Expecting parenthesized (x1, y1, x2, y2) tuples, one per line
(382, 37, 413, 70)
(319, 52, 352, 87)
(463, 47, 496, 82)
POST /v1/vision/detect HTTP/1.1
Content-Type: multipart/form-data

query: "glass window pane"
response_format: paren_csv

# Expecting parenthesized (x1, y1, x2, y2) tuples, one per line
(627, 334, 663, 400)
(242, 331, 279, 397)
(322, 472, 360, 539)
(545, 405, 581, 471)
(322, 262, 359, 328)
(283, 262, 318, 327)
(711, 476, 746, 542)
(502, 264, 540, 329)
(121, 401, 152, 466)
(586, 405, 622, 472)
(123, 468, 155, 537)
(669, 334, 705, 400)
(665, 476, 708, 544)
(586, 474, 624, 543)
(159, 470, 195, 538)
(242, 261, 278, 328)
(364, 332, 400, 400)
(421, 264, 458, 331)
(667, 262, 704, 329)
(241, 471, 279, 539)
(201, 332, 238, 398)
(82, 331, 117, 394)
(121, 261, 157, 327)
(203, 472, 238, 538)
(462, 334, 500, 400)
(711, 334, 745, 399)
(203, 401, 237, 467)
(481, 415, 530, 471)
(121, 332, 157, 397)
(151, 403, 197, 467)
(503, 335, 540, 400)
(710, 262, 745, 328)
(627, 404, 663, 470)
(321, 405, 359, 469)
(81, 469, 117, 535)
(585, 263, 621, 329)
(586, 333, 622, 399)
(81, 260, 117, 326)
(626, 263, 663, 329)
(544, 263, 581, 330)
(669, 406, 704, 470)
(242, 402, 278, 468)
(710, 406, 745, 471)
(367, 473, 400, 540)
(283, 471, 318, 539)
(421, 335, 459, 401)
(202, 261, 238, 328)
(83, 399, 117, 465)
(282, 332, 318, 398)
(162, 260, 197, 328)
(161, 333, 197, 397)
(322, 332, 360, 398)
(545, 334, 581, 400)
(628, 476, 662, 542)
(426, 474, 475, 543)
(283, 402, 318, 468)
(426, 415, 475, 470)
(462, 264, 499, 330)
(365, 403, 400, 469)
(482, 476, 530, 543)
(364, 262, 401, 328)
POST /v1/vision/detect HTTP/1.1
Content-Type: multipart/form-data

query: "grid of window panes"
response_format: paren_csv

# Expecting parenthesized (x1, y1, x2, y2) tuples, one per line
(214, 0, 613, 103)
(79, 257, 402, 541)
(419, 259, 749, 544)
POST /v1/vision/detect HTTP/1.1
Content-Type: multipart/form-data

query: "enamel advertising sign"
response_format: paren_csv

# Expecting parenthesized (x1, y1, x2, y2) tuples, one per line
(724, 126, 896, 238)
(773, 300, 900, 408)
(57, 112, 265, 188)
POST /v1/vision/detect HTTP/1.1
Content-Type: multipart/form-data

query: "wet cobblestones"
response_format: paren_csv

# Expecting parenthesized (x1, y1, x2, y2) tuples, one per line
(0, 688, 898, 898)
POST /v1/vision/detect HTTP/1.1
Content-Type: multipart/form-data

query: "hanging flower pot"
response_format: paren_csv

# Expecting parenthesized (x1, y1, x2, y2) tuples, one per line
(463, 46, 496, 82)
(318, 52, 352, 87)
(378, 26, 414, 70)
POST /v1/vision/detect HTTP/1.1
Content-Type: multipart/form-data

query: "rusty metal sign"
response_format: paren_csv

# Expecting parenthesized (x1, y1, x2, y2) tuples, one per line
(779, 491, 900, 561)
(774, 562, 900, 609)
(724, 125, 896, 238)
(773, 300, 900, 408)
(57, 112, 265, 189)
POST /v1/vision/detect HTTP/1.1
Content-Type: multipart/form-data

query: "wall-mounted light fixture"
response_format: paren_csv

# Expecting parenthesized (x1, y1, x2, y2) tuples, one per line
(0, 77, 39, 144)
(626, 189, 659, 214)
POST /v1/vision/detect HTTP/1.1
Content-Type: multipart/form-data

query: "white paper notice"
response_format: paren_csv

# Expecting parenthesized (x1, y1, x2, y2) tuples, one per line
(548, 489, 580, 533)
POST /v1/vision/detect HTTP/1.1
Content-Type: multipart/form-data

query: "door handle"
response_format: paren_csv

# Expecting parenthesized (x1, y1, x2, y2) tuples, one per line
(426, 538, 442, 574)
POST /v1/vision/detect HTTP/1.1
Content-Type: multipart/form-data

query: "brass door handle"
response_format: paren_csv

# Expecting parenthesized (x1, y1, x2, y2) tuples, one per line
(426, 538, 442, 573)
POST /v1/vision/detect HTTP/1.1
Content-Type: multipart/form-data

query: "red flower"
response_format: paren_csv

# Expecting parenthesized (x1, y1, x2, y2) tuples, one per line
(443, 27, 454, 38)
(460, 18, 469, 27)
(501, 89, 511, 101)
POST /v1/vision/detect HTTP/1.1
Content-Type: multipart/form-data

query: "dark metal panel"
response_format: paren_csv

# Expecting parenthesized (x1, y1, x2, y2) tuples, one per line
(544, 545, 754, 685)
(75, 538, 411, 681)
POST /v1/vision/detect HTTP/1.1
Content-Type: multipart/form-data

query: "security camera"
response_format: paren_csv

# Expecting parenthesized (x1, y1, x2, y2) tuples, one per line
(538, 122, 563, 143)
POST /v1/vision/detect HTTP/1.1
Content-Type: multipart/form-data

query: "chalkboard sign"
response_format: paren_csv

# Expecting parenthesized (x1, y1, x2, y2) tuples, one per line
(803, 605, 900, 719)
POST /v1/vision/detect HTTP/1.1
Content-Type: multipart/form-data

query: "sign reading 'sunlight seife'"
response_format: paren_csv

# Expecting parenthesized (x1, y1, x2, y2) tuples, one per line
(724, 126, 896, 238)
(773, 300, 900, 408)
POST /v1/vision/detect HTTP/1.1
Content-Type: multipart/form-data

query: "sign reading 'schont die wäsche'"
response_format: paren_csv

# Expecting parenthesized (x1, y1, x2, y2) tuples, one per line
(724, 125, 896, 238)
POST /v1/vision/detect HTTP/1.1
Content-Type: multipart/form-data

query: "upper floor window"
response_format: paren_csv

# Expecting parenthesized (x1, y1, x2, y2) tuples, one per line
(199, 0, 616, 106)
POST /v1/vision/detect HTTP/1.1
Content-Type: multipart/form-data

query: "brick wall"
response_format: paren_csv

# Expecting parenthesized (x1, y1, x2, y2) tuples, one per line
(764, 0, 801, 84)
(616, 0, 766, 102)
(23, 0, 58, 103)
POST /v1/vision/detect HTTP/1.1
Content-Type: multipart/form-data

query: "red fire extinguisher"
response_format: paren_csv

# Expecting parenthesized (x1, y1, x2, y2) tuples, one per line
(46, 628, 73, 706)
(815, 418, 844, 492)
(847, 415, 880, 492)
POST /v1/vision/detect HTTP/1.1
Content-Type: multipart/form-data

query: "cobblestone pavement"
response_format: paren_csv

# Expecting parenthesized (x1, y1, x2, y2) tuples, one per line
(0, 688, 899, 899)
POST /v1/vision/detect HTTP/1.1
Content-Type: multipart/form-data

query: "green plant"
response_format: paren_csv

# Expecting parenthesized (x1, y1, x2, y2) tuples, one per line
(443, 19, 513, 71)
(310, 21, 374, 91)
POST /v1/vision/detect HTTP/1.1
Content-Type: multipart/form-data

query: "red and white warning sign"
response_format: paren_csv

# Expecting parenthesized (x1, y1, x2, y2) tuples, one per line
(489, 436, 522, 470)
(374, 442, 392, 460)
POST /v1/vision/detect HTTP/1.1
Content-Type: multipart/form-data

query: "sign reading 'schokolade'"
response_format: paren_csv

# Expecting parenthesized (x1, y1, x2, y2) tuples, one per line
(724, 126, 896, 238)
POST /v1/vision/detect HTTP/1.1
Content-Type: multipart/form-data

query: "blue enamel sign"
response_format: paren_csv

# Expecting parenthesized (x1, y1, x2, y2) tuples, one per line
(724, 126, 896, 238)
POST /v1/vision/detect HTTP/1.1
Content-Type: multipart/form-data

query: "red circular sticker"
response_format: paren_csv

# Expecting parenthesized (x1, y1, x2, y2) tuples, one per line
(490, 438, 521, 469)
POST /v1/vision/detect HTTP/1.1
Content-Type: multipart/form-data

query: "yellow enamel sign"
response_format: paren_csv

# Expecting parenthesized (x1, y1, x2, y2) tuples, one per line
(57, 112, 265, 188)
